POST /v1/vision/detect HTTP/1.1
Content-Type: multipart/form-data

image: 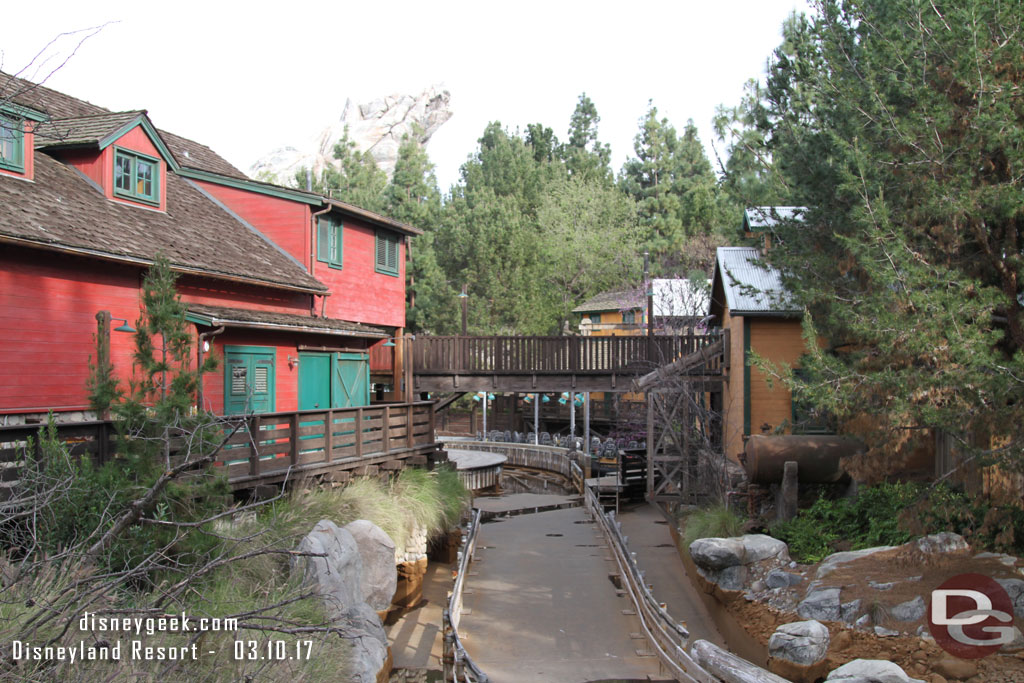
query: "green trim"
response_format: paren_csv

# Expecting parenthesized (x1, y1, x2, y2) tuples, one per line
(185, 312, 213, 326)
(743, 317, 751, 437)
(224, 345, 276, 355)
(374, 231, 400, 276)
(177, 167, 322, 205)
(0, 102, 47, 122)
(98, 115, 180, 172)
(113, 146, 160, 206)
(0, 115, 25, 172)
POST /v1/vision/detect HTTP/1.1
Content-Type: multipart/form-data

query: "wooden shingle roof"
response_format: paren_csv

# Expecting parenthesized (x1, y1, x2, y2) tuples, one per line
(1, 72, 247, 178)
(34, 111, 148, 148)
(0, 153, 326, 294)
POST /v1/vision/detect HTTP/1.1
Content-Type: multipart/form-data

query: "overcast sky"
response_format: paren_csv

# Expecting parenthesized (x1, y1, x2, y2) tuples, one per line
(2, 0, 809, 192)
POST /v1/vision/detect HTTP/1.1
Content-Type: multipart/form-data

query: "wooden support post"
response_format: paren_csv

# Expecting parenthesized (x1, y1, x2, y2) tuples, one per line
(356, 407, 364, 458)
(428, 404, 436, 444)
(383, 405, 391, 455)
(289, 412, 299, 468)
(324, 409, 334, 463)
(780, 461, 798, 522)
(407, 404, 414, 449)
(248, 414, 261, 477)
(646, 397, 654, 501)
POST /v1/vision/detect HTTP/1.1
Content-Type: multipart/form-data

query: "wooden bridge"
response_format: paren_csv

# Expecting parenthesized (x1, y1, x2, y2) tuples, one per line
(411, 331, 727, 393)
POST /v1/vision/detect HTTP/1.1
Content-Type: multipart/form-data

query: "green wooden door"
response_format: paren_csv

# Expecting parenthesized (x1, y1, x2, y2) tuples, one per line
(224, 347, 275, 415)
(298, 352, 332, 410)
(332, 352, 370, 408)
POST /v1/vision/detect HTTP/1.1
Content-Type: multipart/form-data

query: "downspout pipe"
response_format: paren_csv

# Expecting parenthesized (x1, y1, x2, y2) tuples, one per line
(310, 202, 332, 317)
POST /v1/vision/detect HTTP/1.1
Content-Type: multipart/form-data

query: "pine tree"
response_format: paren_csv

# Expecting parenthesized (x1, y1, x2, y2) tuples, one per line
(748, 0, 1024, 471)
(562, 93, 612, 184)
(620, 104, 724, 268)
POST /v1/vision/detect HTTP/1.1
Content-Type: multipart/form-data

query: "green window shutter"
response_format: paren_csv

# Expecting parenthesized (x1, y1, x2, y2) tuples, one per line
(0, 116, 24, 171)
(317, 216, 330, 264)
(319, 217, 343, 267)
(375, 231, 399, 275)
(330, 220, 343, 267)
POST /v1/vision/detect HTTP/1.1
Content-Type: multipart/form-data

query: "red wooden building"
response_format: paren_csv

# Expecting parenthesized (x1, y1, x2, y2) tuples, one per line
(0, 73, 420, 425)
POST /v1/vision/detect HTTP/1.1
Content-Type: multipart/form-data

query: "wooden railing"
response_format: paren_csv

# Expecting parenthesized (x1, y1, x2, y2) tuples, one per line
(0, 401, 436, 495)
(217, 402, 435, 484)
(413, 332, 722, 375)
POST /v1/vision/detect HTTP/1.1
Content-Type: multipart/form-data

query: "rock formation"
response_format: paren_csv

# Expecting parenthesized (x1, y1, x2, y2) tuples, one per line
(249, 86, 452, 184)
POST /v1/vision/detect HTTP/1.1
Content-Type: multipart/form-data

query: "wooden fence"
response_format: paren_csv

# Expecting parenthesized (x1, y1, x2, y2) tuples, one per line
(218, 402, 436, 486)
(414, 333, 720, 376)
(0, 401, 437, 496)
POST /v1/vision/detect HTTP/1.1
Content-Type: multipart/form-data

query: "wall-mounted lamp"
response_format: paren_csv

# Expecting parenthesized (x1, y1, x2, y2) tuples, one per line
(380, 334, 415, 348)
(111, 317, 136, 333)
(287, 354, 299, 368)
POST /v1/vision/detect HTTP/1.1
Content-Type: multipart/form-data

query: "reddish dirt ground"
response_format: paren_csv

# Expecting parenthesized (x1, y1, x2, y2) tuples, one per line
(715, 543, 1024, 682)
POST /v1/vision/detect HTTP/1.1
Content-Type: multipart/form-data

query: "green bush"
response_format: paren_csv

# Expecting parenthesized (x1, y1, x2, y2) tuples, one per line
(772, 481, 1024, 563)
(681, 504, 745, 548)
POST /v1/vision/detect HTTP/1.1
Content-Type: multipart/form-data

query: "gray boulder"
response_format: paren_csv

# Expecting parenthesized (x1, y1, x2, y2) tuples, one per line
(337, 602, 389, 683)
(766, 570, 804, 589)
(1001, 626, 1024, 654)
(769, 619, 830, 665)
(741, 534, 790, 563)
(798, 587, 842, 621)
(817, 547, 897, 579)
(890, 595, 926, 622)
(841, 599, 862, 624)
(690, 537, 746, 571)
(295, 519, 363, 618)
(826, 658, 925, 682)
(344, 520, 398, 611)
(915, 532, 968, 554)
(711, 564, 748, 591)
(996, 577, 1024, 618)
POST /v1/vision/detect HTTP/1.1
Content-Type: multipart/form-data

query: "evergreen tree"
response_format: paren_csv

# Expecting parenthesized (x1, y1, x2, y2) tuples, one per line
(748, 0, 1024, 471)
(620, 104, 724, 268)
(562, 93, 612, 184)
(383, 133, 459, 334)
(296, 127, 387, 212)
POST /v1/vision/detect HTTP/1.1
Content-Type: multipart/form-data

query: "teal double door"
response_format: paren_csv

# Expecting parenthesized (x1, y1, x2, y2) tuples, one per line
(298, 351, 370, 410)
(225, 346, 276, 415)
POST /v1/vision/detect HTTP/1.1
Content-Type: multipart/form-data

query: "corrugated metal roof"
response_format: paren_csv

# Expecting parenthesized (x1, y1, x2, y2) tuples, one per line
(716, 247, 798, 315)
(743, 206, 807, 231)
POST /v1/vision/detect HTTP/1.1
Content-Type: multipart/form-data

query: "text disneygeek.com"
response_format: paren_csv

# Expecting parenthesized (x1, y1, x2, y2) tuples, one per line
(5, 612, 314, 662)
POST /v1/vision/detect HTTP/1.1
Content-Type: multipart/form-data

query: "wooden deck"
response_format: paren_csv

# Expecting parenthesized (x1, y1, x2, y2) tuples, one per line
(412, 332, 726, 393)
(0, 401, 439, 496)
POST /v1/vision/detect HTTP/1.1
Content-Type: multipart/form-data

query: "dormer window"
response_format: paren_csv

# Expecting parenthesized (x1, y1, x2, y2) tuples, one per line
(0, 115, 24, 172)
(113, 147, 159, 205)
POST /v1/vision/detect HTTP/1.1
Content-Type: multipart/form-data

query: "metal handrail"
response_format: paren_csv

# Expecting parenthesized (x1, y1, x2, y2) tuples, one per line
(444, 508, 488, 682)
(583, 484, 716, 683)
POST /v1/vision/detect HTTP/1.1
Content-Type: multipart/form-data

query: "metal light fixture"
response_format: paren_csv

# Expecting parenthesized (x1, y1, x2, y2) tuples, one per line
(382, 340, 396, 347)
(111, 317, 136, 333)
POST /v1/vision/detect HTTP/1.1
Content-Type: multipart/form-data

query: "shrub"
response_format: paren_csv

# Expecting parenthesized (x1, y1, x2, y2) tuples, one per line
(772, 481, 1024, 563)
(681, 504, 744, 548)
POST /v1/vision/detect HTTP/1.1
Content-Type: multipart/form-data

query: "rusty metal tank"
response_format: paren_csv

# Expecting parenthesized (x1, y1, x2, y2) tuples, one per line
(743, 434, 863, 484)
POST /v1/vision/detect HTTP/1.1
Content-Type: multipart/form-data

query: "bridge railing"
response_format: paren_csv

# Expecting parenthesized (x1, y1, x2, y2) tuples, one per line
(0, 401, 436, 494)
(414, 332, 721, 375)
